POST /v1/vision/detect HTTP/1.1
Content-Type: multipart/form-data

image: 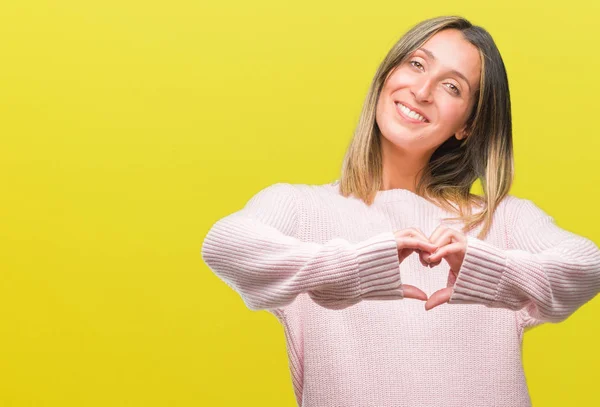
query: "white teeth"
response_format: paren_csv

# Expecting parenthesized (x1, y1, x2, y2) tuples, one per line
(396, 103, 427, 122)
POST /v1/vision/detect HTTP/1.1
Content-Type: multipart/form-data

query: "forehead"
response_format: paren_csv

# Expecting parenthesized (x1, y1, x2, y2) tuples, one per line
(417, 29, 481, 90)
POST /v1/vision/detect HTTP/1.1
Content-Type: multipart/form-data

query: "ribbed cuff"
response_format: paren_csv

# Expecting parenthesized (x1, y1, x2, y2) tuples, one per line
(352, 231, 404, 299)
(448, 235, 507, 305)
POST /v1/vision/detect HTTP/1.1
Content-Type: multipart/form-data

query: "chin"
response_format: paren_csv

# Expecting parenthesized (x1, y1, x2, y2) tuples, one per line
(381, 133, 426, 150)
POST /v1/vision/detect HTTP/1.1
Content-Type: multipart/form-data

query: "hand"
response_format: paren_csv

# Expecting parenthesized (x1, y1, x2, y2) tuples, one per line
(393, 228, 439, 301)
(423, 225, 467, 311)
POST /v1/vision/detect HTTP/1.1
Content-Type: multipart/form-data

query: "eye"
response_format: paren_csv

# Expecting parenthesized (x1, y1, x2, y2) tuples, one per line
(409, 59, 462, 96)
(446, 83, 461, 96)
(409, 60, 424, 70)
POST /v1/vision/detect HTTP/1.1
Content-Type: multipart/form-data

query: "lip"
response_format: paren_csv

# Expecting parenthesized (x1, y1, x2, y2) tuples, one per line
(394, 101, 430, 123)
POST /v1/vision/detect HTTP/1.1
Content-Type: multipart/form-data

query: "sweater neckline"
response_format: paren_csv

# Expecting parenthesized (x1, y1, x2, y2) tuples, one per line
(329, 179, 431, 204)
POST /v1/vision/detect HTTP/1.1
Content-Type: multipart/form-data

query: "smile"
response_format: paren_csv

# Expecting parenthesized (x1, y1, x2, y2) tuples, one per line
(395, 102, 429, 124)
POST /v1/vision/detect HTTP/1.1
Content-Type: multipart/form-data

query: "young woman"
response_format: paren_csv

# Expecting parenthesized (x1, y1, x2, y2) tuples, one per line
(201, 15, 600, 407)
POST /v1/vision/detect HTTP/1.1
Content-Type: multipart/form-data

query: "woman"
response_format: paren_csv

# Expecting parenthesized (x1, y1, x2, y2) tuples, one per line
(201, 15, 600, 407)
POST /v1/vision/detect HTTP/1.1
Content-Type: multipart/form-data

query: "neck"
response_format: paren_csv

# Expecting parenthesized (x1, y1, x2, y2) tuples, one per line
(380, 138, 431, 193)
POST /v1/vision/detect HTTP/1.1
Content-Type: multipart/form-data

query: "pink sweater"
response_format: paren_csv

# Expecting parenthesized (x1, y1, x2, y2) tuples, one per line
(201, 180, 600, 407)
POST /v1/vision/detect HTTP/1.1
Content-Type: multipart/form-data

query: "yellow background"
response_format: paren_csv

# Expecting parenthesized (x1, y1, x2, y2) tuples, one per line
(1, 1, 598, 405)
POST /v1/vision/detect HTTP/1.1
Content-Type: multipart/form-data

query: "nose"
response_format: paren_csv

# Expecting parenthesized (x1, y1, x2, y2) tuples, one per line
(411, 77, 434, 103)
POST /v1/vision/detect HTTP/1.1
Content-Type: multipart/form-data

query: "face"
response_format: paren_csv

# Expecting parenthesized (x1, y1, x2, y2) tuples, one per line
(375, 29, 481, 154)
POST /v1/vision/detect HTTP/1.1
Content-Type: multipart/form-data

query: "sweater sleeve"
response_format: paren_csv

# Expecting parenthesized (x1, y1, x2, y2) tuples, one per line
(200, 183, 404, 312)
(448, 198, 600, 323)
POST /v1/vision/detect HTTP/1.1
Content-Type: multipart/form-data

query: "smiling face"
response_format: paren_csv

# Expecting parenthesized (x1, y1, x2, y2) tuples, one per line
(375, 29, 482, 154)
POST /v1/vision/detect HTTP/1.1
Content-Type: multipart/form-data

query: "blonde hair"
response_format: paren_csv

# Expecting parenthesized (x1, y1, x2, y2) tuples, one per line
(339, 15, 513, 240)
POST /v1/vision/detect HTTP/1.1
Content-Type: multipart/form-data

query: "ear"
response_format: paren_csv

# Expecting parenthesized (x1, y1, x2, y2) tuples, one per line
(455, 123, 470, 141)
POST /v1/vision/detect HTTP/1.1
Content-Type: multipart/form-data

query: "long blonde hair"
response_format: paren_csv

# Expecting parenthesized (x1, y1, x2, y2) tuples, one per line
(339, 15, 513, 240)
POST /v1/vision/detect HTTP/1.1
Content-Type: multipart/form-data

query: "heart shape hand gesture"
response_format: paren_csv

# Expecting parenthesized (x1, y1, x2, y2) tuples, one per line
(393, 225, 467, 311)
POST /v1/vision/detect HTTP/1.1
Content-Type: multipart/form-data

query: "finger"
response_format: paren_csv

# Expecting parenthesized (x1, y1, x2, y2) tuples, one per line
(430, 225, 466, 249)
(397, 229, 437, 250)
(403, 227, 432, 243)
(429, 228, 456, 249)
(427, 242, 463, 262)
(397, 228, 441, 265)
(397, 237, 439, 254)
(397, 227, 438, 248)
(427, 230, 454, 265)
(417, 250, 430, 267)
(396, 229, 440, 266)
(402, 284, 428, 301)
(427, 259, 441, 268)
(424, 287, 452, 310)
(428, 224, 449, 246)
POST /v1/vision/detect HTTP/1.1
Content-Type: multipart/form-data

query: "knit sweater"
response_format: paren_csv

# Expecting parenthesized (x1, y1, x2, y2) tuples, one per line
(200, 180, 600, 407)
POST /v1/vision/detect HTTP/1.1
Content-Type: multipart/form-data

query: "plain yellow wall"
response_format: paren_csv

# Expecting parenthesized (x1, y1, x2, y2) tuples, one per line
(1, 1, 598, 406)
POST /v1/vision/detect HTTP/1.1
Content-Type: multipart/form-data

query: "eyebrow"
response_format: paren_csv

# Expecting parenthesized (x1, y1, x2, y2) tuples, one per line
(417, 47, 473, 93)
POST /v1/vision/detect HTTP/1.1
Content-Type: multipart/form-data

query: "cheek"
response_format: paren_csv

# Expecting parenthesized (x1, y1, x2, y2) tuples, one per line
(390, 73, 412, 89)
(386, 67, 413, 86)
(375, 93, 387, 120)
(439, 101, 468, 128)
